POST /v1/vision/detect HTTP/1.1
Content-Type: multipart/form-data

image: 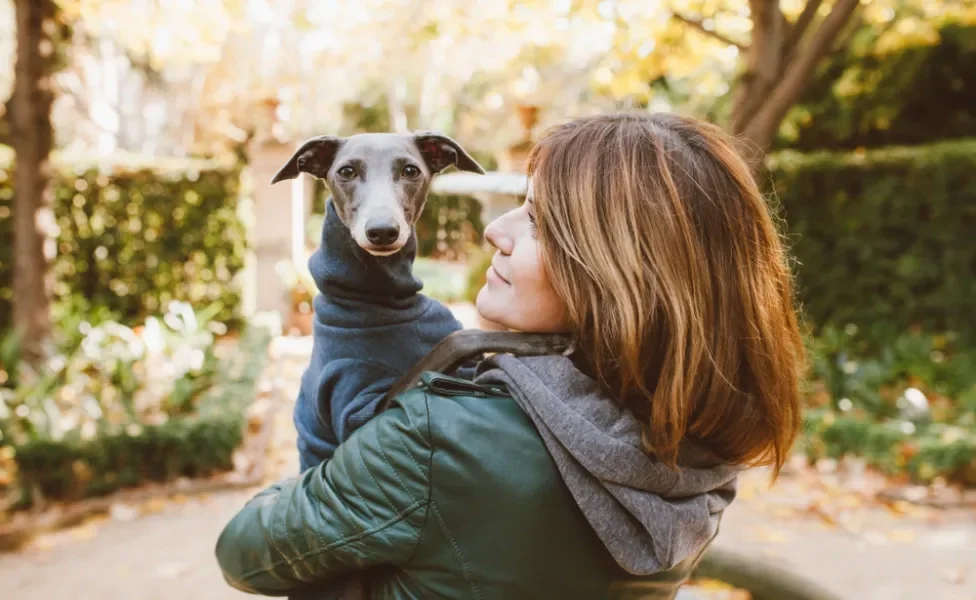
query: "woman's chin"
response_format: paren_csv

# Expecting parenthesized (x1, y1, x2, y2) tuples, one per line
(474, 288, 506, 329)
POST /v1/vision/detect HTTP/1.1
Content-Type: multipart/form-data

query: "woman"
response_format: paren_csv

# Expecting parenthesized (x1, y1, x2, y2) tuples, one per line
(215, 113, 804, 599)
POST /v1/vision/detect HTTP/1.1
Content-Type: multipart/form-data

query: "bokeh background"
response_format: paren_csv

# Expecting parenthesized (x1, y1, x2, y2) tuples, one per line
(0, 1, 974, 599)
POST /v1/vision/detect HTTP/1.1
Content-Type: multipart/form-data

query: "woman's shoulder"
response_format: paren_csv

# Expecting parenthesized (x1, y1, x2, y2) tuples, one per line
(392, 371, 555, 485)
(391, 371, 527, 430)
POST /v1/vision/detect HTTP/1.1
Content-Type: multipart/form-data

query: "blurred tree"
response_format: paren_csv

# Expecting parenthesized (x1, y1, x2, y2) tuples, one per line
(6, 0, 70, 360)
(605, 0, 976, 158)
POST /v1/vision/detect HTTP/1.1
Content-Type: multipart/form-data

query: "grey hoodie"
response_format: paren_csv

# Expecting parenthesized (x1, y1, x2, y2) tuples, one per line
(474, 353, 740, 575)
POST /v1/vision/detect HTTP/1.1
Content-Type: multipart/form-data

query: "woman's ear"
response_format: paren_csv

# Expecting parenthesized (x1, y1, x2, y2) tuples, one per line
(413, 132, 486, 175)
(271, 135, 343, 183)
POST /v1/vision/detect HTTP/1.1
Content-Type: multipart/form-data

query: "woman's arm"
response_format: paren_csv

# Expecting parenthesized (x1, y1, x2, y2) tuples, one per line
(216, 399, 432, 595)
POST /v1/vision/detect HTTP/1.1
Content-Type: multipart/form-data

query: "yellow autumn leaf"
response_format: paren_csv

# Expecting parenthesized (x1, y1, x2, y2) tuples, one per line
(888, 529, 917, 543)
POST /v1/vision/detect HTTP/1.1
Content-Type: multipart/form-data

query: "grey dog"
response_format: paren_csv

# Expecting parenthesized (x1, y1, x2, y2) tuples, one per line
(272, 131, 485, 254)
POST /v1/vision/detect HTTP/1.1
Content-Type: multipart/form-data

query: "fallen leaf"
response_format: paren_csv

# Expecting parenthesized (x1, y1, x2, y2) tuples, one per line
(141, 497, 168, 514)
(70, 523, 98, 541)
(753, 528, 788, 543)
(804, 501, 839, 527)
(772, 506, 795, 519)
(30, 536, 54, 550)
(887, 529, 917, 543)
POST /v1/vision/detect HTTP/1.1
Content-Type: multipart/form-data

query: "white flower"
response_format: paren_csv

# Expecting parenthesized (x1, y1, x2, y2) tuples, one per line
(898, 387, 930, 421)
(143, 317, 165, 353)
(189, 349, 205, 371)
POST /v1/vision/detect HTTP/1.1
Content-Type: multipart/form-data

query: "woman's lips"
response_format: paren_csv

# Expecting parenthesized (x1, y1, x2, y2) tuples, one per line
(487, 264, 510, 285)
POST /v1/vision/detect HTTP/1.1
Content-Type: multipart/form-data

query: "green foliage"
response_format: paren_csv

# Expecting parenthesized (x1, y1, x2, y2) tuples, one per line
(806, 326, 976, 418)
(803, 411, 976, 485)
(766, 139, 976, 343)
(0, 302, 228, 447)
(779, 24, 976, 150)
(0, 150, 247, 331)
(5, 321, 271, 506)
(801, 327, 976, 484)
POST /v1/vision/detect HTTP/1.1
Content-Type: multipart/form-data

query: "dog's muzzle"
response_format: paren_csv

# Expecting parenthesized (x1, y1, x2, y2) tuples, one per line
(365, 217, 400, 248)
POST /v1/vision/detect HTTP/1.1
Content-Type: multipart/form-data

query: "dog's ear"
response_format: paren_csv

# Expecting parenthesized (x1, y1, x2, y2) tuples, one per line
(413, 132, 486, 175)
(271, 136, 342, 184)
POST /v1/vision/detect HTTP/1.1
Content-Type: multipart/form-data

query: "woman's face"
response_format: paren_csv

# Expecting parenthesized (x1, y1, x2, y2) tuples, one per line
(475, 197, 569, 333)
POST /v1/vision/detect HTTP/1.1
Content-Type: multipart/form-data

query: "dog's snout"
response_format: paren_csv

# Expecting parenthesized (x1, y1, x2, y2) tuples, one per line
(365, 218, 400, 247)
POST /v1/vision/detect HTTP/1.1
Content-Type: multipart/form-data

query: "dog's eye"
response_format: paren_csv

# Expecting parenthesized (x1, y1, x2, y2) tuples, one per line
(402, 165, 421, 179)
(337, 166, 357, 179)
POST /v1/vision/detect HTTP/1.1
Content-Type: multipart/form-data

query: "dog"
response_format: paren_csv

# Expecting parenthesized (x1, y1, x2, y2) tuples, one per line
(273, 131, 485, 255)
(271, 131, 486, 470)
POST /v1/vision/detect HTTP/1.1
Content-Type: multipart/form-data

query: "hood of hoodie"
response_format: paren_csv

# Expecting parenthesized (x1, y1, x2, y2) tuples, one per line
(474, 353, 740, 575)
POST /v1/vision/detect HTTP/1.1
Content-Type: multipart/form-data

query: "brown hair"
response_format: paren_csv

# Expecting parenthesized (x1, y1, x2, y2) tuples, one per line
(527, 113, 804, 475)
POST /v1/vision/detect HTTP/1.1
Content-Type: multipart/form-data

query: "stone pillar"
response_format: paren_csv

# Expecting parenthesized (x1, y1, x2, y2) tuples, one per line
(302, 172, 318, 219)
(243, 140, 305, 320)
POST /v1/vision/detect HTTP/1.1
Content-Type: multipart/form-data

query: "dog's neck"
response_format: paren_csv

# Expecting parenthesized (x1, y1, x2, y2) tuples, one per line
(309, 199, 423, 306)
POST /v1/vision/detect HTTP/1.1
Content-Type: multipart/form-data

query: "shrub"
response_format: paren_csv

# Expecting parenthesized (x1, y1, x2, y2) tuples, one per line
(800, 326, 976, 484)
(5, 320, 271, 505)
(802, 411, 976, 485)
(766, 138, 976, 343)
(0, 149, 247, 331)
(0, 301, 228, 446)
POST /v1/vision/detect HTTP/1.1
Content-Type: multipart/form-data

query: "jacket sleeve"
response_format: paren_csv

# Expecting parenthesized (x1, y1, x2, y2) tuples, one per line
(215, 400, 432, 595)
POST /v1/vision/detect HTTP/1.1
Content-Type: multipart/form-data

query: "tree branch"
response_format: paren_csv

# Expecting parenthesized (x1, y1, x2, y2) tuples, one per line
(783, 0, 824, 57)
(831, 5, 864, 53)
(672, 13, 748, 51)
(742, 0, 861, 148)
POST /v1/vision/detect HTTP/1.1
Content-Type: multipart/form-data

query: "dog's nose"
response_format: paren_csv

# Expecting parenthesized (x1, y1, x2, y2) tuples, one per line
(365, 219, 400, 247)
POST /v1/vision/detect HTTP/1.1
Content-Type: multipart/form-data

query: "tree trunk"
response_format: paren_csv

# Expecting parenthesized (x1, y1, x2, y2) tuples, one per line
(730, 0, 861, 162)
(10, 0, 57, 360)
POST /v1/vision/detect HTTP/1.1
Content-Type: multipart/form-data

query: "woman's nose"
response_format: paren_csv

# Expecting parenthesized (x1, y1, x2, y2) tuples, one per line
(484, 216, 513, 254)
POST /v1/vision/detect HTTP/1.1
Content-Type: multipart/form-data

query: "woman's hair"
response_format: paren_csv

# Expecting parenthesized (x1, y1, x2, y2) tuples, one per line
(527, 113, 804, 475)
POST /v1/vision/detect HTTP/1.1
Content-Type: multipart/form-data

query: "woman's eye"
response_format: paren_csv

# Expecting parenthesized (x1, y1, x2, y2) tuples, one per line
(528, 211, 538, 233)
(402, 165, 421, 179)
(337, 166, 356, 179)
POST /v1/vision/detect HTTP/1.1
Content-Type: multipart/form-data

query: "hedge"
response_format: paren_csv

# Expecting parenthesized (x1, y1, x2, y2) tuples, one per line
(766, 138, 976, 343)
(0, 148, 247, 331)
(10, 322, 271, 505)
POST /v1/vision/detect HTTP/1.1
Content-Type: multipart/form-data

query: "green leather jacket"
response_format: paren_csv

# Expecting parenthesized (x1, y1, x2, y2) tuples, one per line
(215, 373, 713, 599)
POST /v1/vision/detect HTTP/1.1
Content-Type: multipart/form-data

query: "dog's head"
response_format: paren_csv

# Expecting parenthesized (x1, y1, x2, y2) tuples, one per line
(271, 132, 484, 256)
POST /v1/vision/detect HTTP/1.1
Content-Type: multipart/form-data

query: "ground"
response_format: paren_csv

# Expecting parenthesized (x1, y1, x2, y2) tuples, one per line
(1, 314, 975, 600)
